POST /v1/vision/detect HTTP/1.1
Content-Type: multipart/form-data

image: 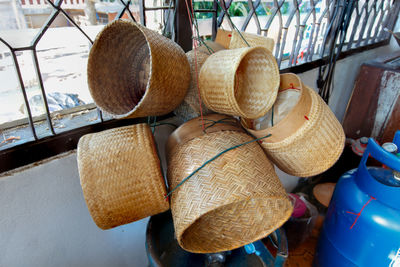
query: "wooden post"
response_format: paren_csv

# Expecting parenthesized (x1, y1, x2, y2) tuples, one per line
(175, 0, 192, 52)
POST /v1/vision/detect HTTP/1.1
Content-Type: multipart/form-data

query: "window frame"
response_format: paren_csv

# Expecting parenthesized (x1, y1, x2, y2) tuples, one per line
(0, 0, 399, 173)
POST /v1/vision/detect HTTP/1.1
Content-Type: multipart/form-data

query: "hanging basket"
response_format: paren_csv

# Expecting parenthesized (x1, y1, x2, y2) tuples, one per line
(229, 31, 275, 53)
(242, 73, 345, 177)
(77, 124, 169, 230)
(87, 20, 190, 119)
(199, 47, 280, 119)
(166, 114, 292, 253)
(197, 40, 225, 55)
(174, 50, 213, 122)
(215, 28, 232, 48)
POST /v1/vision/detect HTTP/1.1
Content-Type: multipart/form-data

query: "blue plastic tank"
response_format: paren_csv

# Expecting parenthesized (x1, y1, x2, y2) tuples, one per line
(315, 131, 400, 267)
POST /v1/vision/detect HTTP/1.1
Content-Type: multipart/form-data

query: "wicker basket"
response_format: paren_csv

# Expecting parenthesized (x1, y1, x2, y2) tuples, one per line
(166, 114, 292, 253)
(215, 28, 232, 48)
(87, 20, 190, 119)
(242, 74, 345, 177)
(77, 124, 169, 230)
(199, 47, 280, 119)
(174, 50, 213, 122)
(229, 31, 275, 53)
(198, 40, 225, 55)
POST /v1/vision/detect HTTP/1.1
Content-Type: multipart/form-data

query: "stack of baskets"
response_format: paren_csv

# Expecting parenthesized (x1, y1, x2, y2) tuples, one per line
(77, 20, 345, 254)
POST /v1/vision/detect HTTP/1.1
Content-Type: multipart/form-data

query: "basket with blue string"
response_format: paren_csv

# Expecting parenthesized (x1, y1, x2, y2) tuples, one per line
(166, 114, 292, 253)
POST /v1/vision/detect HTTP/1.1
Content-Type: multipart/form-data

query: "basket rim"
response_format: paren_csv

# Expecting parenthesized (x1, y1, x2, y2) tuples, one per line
(215, 28, 232, 48)
(230, 31, 275, 52)
(279, 73, 302, 90)
(241, 85, 314, 144)
(241, 72, 303, 129)
(166, 114, 245, 156)
(87, 20, 153, 118)
(231, 46, 280, 119)
(241, 84, 345, 177)
(177, 195, 293, 253)
(264, 86, 325, 146)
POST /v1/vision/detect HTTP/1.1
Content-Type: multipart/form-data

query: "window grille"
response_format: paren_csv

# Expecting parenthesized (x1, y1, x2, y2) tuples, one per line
(192, 0, 400, 68)
(0, 0, 399, 172)
(0, 0, 175, 152)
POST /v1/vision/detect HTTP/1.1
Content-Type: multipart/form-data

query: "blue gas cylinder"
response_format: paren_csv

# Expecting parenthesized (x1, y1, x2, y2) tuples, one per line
(315, 131, 400, 267)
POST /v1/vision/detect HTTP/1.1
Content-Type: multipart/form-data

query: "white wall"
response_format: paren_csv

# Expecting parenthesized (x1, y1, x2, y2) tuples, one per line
(0, 151, 149, 267)
(1, 23, 399, 266)
(0, 123, 178, 267)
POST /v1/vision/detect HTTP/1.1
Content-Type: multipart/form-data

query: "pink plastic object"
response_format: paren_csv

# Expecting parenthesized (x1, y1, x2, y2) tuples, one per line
(284, 194, 318, 249)
(288, 193, 307, 218)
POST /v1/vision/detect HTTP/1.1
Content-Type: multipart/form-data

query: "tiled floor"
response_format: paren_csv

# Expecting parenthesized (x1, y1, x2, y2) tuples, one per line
(285, 215, 324, 267)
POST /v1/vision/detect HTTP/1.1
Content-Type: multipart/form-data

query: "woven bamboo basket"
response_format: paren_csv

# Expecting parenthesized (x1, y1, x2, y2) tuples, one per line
(77, 124, 169, 230)
(199, 47, 280, 119)
(166, 114, 293, 253)
(242, 73, 345, 177)
(174, 50, 213, 122)
(87, 20, 190, 119)
(197, 40, 225, 55)
(215, 28, 232, 48)
(229, 31, 275, 53)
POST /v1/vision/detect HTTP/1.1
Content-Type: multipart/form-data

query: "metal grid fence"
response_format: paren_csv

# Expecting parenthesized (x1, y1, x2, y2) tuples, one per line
(0, 0, 175, 143)
(193, 0, 400, 68)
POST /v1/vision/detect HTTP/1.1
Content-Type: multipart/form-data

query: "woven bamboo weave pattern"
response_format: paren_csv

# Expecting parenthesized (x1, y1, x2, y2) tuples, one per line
(174, 50, 213, 121)
(244, 86, 345, 177)
(77, 124, 169, 230)
(87, 20, 190, 119)
(215, 29, 232, 48)
(199, 47, 279, 119)
(197, 41, 225, 55)
(167, 130, 292, 253)
(229, 31, 275, 53)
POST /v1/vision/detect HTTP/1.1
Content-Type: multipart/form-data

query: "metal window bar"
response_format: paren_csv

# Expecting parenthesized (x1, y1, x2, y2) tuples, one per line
(371, 1, 386, 42)
(0, 0, 175, 144)
(241, 0, 262, 34)
(307, 1, 332, 61)
(0, 0, 398, 158)
(192, 0, 399, 68)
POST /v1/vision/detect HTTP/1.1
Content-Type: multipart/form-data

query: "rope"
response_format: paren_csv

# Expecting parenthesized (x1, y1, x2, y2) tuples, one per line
(317, 0, 355, 103)
(183, 4, 214, 53)
(216, 0, 250, 47)
(202, 117, 239, 132)
(149, 116, 157, 134)
(148, 116, 176, 133)
(270, 104, 274, 126)
(150, 122, 178, 128)
(190, 2, 202, 45)
(193, 36, 215, 54)
(162, 0, 175, 37)
(165, 133, 272, 198)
